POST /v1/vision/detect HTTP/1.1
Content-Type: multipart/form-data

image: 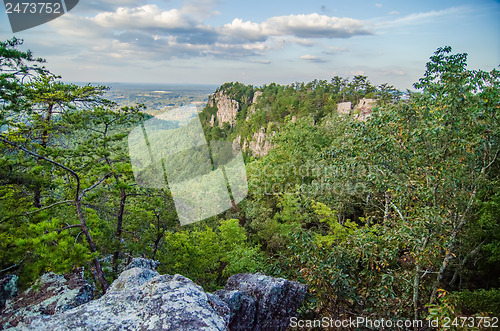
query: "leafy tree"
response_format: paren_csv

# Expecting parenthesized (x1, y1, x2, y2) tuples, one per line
(0, 39, 136, 292)
(323, 46, 499, 318)
(157, 219, 264, 290)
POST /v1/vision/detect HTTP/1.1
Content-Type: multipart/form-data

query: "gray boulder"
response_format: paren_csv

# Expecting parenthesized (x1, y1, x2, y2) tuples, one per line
(0, 274, 18, 311)
(216, 289, 257, 330)
(4, 259, 307, 331)
(215, 273, 307, 331)
(20, 268, 228, 330)
(123, 257, 160, 271)
(1, 268, 93, 329)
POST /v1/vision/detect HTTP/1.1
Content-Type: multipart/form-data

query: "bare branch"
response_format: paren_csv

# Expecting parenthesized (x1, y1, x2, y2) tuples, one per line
(1, 200, 73, 223)
(390, 201, 406, 221)
(0, 259, 24, 273)
(482, 149, 499, 174)
(78, 173, 112, 201)
(0, 135, 81, 200)
(56, 224, 82, 233)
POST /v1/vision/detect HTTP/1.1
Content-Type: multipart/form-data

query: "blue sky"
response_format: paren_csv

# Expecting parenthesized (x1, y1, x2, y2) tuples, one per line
(0, 0, 498, 89)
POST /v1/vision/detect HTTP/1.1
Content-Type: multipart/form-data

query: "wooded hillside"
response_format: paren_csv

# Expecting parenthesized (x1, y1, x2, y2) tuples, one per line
(1, 38, 499, 323)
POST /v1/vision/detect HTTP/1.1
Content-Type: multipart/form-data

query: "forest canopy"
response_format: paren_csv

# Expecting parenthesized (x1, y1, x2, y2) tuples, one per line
(1, 38, 499, 323)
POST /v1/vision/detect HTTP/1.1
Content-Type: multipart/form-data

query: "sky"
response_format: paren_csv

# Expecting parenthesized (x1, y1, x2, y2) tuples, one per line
(0, 0, 499, 90)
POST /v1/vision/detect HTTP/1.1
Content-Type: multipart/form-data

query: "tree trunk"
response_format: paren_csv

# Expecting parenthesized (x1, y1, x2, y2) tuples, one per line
(383, 191, 390, 222)
(413, 236, 428, 322)
(449, 241, 484, 287)
(34, 103, 54, 208)
(76, 199, 109, 292)
(152, 234, 162, 260)
(430, 190, 477, 303)
(112, 187, 126, 273)
(0, 136, 110, 293)
(413, 264, 421, 322)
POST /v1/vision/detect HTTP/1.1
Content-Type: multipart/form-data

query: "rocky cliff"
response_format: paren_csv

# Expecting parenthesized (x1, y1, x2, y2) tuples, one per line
(208, 90, 240, 128)
(207, 88, 275, 157)
(206, 86, 377, 158)
(1, 258, 307, 330)
(336, 98, 376, 122)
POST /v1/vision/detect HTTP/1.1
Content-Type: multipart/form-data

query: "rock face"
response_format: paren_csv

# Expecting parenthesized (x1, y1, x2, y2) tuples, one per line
(208, 90, 240, 128)
(5, 259, 307, 331)
(353, 98, 376, 121)
(249, 130, 274, 157)
(0, 274, 18, 311)
(336, 99, 376, 121)
(1, 269, 93, 329)
(209, 89, 275, 157)
(232, 135, 248, 154)
(233, 129, 275, 158)
(215, 273, 307, 331)
(26, 271, 228, 331)
(337, 101, 352, 115)
(123, 257, 160, 271)
(246, 91, 263, 120)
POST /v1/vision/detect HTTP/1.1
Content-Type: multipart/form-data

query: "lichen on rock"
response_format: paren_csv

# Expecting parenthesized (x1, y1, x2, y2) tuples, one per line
(4, 259, 306, 331)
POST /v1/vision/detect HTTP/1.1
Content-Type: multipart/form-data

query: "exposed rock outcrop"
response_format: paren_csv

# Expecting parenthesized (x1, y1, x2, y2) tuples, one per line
(232, 129, 274, 158)
(1, 269, 93, 329)
(208, 90, 240, 128)
(5, 259, 307, 331)
(337, 101, 352, 115)
(249, 130, 274, 157)
(123, 257, 160, 271)
(0, 274, 18, 312)
(215, 273, 307, 331)
(353, 98, 376, 121)
(232, 129, 275, 158)
(252, 91, 263, 104)
(232, 135, 248, 154)
(336, 98, 376, 121)
(246, 91, 263, 120)
(208, 89, 276, 157)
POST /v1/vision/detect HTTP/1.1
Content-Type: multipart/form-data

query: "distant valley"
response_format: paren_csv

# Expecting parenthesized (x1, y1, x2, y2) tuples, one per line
(87, 82, 217, 115)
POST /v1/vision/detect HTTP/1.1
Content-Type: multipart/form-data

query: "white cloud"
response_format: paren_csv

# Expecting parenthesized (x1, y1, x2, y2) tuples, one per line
(375, 3, 383, 8)
(376, 68, 406, 76)
(324, 46, 349, 54)
(75, 0, 148, 13)
(384, 7, 465, 27)
(181, 0, 221, 20)
(346, 70, 365, 76)
(251, 59, 271, 64)
(219, 13, 371, 41)
(42, 5, 371, 63)
(220, 18, 266, 41)
(93, 5, 196, 29)
(300, 54, 326, 63)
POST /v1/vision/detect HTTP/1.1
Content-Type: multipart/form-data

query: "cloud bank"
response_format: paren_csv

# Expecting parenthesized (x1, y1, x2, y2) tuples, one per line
(48, 4, 371, 61)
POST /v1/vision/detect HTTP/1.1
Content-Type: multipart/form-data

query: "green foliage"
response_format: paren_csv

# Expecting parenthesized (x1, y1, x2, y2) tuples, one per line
(1, 39, 498, 323)
(312, 201, 358, 246)
(454, 288, 500, 315)
(426, 290, 457, 329)
(248, 46, 499, 320)
(157, 219, 264, 290)
(426, 288, 500, 329)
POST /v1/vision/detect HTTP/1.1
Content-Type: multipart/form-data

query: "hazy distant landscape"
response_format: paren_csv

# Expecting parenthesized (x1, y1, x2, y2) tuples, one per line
(96, 83, 217, 115)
